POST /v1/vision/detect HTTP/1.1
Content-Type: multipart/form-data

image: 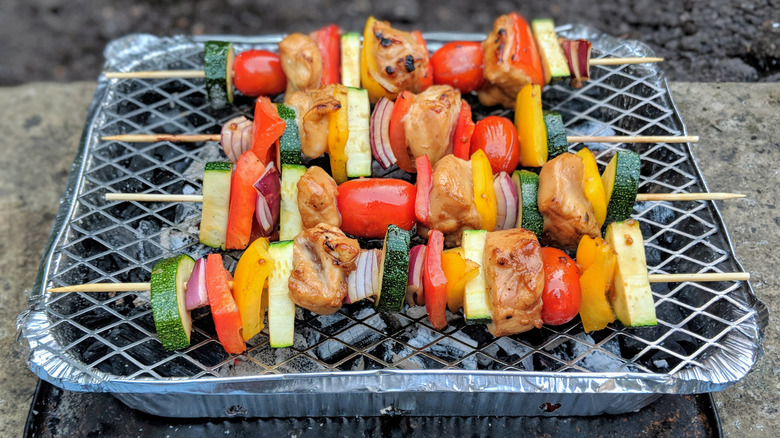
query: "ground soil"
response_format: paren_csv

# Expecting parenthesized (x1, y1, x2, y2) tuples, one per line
(0, 1, 778, 85)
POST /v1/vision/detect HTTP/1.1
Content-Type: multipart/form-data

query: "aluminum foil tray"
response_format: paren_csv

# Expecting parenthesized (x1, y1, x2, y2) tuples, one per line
(19, 26, 768, 418)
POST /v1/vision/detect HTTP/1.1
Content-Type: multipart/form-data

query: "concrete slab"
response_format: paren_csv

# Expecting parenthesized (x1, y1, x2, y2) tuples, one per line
(0, 81, 776, 436)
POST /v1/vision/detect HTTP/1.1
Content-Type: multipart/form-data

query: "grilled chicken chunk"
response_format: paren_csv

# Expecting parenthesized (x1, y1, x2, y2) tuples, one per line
(484, 228, 544, 337)
(297, 166, 341, 229)
(289, 224, 360, 315)
(365, 19, 431, 96)
(478, 14, 535, 108)
(428, 155, 482, 245)
(285, 85, 341, 158)
(538, 153, 600, 250)
(403, 85, 461, 166)
(279, 33, 323, 98)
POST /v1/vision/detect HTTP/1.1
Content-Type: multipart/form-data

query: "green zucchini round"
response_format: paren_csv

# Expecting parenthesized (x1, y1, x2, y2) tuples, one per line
(375, 224, 411, 313)
(203, 41, 234, 108)
(150, 254, 196, 351)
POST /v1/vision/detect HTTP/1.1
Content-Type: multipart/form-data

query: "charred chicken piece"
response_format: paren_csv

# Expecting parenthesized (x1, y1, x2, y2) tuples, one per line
(537, 153, 600, 250)
(484, 228, 544, 337)
(428, 155, 482, 245)
(478, 14, 537, 108)
(289, 224, 360, 315)
(285, 84, 341, 158)
(403, 85, 461, 166)
(365, 19, 431, 96)
(297, 166, 341, 229)
(279, 33, 323, 98)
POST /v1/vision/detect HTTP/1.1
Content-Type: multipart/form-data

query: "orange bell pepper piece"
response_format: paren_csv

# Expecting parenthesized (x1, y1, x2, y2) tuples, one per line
(441, 248, 480, 313)
(232, 237, 273, 341)
(205, 254, 245, 354)
(225, 150, 266, 250)
(251, 96, 286, 166)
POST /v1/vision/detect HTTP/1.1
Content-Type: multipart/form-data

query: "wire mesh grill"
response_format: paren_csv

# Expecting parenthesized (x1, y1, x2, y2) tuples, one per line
(25, 28, 763, 392)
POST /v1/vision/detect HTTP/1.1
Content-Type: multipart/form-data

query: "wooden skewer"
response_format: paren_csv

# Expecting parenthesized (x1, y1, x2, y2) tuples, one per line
(567, 135, 698, 144)
(101, 133, 699, 145)
(104, 70, 206, 79)
(105, 192, 744, 204)
(102, 57, 664, 80)
(589, 57, 664, 66)
(47, 271, 749, 293)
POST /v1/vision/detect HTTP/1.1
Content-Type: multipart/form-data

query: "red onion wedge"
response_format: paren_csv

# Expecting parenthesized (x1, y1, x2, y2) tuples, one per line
(185, 258, 208, 310)
(405, 244, 426, 306)
(221, 116, 254, 163)
(347, 249, 381, 303)
(560, 39, 592, 88)
(253, 162, 281, 237)
(370, 97, 397, 169)
(493, 171, 518, 230)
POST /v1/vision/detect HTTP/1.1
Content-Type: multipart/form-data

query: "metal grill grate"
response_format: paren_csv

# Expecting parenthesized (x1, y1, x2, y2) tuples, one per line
(22, 27, 765, 398)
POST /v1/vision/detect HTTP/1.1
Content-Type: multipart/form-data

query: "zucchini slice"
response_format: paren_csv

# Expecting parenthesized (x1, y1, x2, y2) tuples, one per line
(280, 164, 307, 240)
(511, 170, 544, 239)
(375, 224, 410, 312)
(601, 150, 641, 225)
(542, 110, 568, 159)
(462, 229, 491, 324)
(268, 240, 296, 348)
(531, 19, 572, 84)
(605, 220, 657, 327)
(345, 87, 372, 178)
(199, 161, 232, 249)
(203, 41, 234, 108)
(341, 32, 362, 88)
(276, 103, 302, 166)
(150, 255, 196, 350)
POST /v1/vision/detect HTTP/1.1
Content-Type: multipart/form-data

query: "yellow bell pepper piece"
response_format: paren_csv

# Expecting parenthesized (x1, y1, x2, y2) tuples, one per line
(360, 16, 390, 103)
(327, 84, 350, 184)
(441, 248, 480, 313)
(232, 237, 273, 341)
(576, 235, 617, 332)
(576, 148, 607, 227)
(471, 149, 497, 231)
(514, 84, 548, 167)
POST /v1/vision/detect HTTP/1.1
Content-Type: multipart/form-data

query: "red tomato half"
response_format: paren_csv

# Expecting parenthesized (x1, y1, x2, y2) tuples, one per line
(337, 179, 416, 238)
(540, 247, 581, 326)
(431, 41, 484, 93)
(470, 116, 521, 174)
(233, 50, 287, 97)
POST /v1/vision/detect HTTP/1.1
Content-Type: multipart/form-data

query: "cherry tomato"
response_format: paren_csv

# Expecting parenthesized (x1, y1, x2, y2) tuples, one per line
(431, 41, 484, 93)
(470, 116, 520, 174)
(337, 178, 416, 238)
(540, 247, 581, 326)
(232, 50, 286, 97)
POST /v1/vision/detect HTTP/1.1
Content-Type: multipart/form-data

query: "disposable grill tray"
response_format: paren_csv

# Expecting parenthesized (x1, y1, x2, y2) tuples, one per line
(19, 26, 768, 417)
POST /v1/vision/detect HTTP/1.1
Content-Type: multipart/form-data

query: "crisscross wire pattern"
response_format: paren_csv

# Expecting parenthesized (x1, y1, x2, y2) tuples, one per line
(21, 27, 766, 400)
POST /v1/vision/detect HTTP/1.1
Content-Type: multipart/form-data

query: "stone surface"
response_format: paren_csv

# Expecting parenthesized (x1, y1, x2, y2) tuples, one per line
(0, 82, 777, 436)
(0, 82, 96, 437)
(669, 82, 780, 437)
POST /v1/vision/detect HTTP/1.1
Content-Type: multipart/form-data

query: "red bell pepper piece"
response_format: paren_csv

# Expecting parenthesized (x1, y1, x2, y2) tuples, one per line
(423, 229, 448, 330)
(509, 12, 544, 87)
(414, 155, 432, 226)
(412, 31, 434, 91)
(452, 99, 475, 160)
(205, 254, 245, 354)
(312, 24, 341, 85)
(388, 91, 416, 173)
(251, 97, 286, 166)
(226, 150, 266, 250)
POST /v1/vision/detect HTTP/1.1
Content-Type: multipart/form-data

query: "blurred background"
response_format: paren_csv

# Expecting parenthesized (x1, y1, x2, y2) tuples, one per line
(0, 0, 777, 85)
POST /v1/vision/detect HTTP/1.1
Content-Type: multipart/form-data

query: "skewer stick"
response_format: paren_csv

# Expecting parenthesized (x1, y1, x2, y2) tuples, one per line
(105, 192, 743, 204)
(101, 134, 220, 143)
(589, 57, 664, 66)
(101, 133, 699, 144)
(47, 271, 749, 293)
(567, 135, 698, 144)
(105, 193, 204, 203)
(102, 58, 663, 80)
(104, 70, 206, 79)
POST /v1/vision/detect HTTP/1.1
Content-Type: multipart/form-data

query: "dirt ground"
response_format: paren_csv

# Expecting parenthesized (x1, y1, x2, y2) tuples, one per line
(0, 0, 778, 85)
